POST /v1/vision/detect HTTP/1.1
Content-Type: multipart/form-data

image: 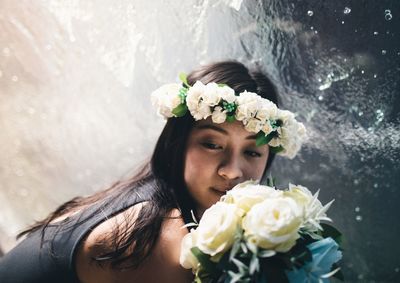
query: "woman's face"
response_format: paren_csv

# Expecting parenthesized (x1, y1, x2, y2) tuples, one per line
(184, 118, 269, 216)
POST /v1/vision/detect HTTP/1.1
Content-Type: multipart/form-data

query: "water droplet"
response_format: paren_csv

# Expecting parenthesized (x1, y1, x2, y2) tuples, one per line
(343, 58, 347, 62)
(354, 179, 359, 185)
(307, 10, 314, 16)
(373, 183, 378, 188)
(373, 74, 377, 78)
(358, 111, 363, 116)
(355, 207, 360, 212)
(373, 31, 379, 35)
(382, 49, 387, 55)
(360, 157, 364, 162)
(361, 70, 365, 74)
(355, 29, 358, 33)
(356, 215, 363, 221)
(344, 7, 351, 14)
(318, 95, 323, 101)
(384, 10, 392, 21)
(314, 30, 318, 34)
(317, 78, 322, 82)
(341, 21, 345, 24)
(395, 267, 400, 273)
(357, 274, 364, 280)
(310, 26, 314, 30)
(12, 75, 18, 82)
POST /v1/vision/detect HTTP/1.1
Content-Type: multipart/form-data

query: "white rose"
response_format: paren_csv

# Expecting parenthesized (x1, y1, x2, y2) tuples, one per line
(243, 196, 302, 252)
(222, 182, 283, 213)
(211, 106, 227, 123)
(276, 109, 295, 125)
(261, 120, 274, 136)
(244, 118, 263, 133)
(268, 137, 282, 147)
(236, 91, 260, 121)
(218, 85, 237, 104)
(202, 83, 221, 106)
(151, 83, 182, 118)
(196, 202, 241, 257)
(284, 184, 333, 232)
(256, 100, 278, 121)
(191, 101, 211, 120)
(277, 119, 307, 158)
(186, 81, 206, 114)
(179, 230, 199, 271)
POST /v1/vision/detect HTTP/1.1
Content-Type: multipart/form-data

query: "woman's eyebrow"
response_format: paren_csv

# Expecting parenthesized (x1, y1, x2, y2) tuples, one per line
(195, 124, 228, 134)
(194, 124, 258, 140)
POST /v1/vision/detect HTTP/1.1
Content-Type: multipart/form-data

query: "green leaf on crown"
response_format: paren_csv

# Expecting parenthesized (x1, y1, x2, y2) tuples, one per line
(255, 132, 275, 147)
(178, 87, 188, 104)
(256, 132, 268, 146)
(270, 145, 284, 154)
(179, 72, 190, 88)
(172, 103, 188, 117)
(226, 115, 236, 123)
(270, 119, 283, 129)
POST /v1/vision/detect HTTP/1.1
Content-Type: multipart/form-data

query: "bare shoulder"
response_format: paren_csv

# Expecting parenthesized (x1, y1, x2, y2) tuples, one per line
(75, 203, 193, 283)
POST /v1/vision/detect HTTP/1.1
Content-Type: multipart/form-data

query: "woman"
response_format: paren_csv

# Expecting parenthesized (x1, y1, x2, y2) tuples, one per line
(0, 61, 303, 283)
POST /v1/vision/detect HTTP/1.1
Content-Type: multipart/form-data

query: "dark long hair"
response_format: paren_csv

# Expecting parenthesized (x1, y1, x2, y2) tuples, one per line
(19, 60, 279, 268)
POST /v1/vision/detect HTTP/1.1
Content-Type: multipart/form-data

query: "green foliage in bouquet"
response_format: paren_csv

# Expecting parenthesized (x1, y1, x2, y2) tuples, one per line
(180, 181, 344, 283)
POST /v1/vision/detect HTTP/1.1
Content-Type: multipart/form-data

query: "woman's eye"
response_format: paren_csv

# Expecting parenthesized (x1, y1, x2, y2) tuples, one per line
(245, 150, 262, 158)
(201, 142, 222, 150)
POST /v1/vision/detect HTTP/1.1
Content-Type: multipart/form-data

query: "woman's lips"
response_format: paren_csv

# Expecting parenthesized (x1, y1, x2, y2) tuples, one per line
(211, 187, 231, 195)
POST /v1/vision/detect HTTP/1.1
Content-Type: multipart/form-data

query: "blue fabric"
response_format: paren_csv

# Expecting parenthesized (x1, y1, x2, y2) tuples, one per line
(285, 237, 342, 283)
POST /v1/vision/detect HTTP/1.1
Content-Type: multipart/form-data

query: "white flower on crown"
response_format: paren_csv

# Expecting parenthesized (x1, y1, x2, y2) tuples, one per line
(277, 109, 296, 124)
(256, 100, 278, 121)
(151, 78, 307, 159)
(202, 82, 221, 106)
(269, 136, 283, 148)
(261, 120, 274, 136)
(151, 83, 182, 118)
(195, 101, 212, 120)
(271, 109, 307, 158)
(212, 106, 227, 123)
(244, 117, 263, 133)
(236, 91, 261, 121)
(186, 81, 212, 120)
(218, 85, 236, 104)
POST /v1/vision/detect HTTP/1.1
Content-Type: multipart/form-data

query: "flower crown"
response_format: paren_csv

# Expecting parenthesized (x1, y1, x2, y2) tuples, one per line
(151, 73, 307, 159)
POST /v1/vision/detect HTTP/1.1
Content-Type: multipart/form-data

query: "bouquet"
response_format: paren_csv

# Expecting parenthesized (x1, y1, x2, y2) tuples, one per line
(180, 181, 343, 283)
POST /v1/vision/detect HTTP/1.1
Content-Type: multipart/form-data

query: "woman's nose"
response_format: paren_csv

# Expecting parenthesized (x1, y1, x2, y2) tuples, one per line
(217, 155, 243, 180)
